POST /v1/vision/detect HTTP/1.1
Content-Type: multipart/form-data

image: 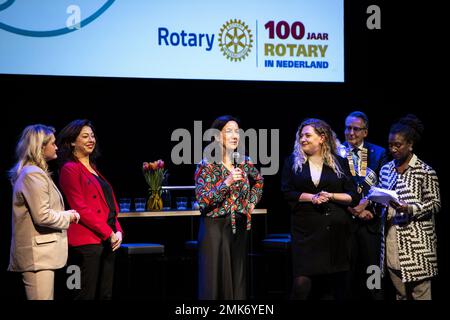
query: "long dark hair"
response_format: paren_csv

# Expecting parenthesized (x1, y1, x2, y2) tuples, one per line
(56, 119, 100, 167)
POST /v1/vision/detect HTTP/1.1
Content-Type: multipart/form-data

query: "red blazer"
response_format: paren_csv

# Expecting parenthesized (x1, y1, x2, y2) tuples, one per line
(59, 161, 123, 247)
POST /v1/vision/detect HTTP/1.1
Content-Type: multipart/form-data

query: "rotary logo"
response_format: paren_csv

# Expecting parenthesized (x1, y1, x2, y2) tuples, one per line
(218, 19, 253, 62)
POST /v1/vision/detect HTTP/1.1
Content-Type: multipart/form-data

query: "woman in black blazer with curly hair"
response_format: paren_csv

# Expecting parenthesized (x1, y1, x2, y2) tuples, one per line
(282, 118, 359, 300)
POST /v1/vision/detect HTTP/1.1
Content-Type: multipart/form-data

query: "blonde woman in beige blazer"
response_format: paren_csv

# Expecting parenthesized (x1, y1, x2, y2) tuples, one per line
(8, 124, 79, 300)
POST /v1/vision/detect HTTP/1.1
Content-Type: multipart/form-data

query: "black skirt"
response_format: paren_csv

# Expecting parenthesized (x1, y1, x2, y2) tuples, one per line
(291, 203, 352, 277)
(197, 214, 248, 299)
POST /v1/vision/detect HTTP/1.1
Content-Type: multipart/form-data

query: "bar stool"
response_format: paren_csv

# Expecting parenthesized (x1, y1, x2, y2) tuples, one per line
(261, 233, 292, 298)
(266, 233, 291, 239)
(121, 243, 165, 255)
(116, 243, 166, 299)
(184, 240, 198, 251)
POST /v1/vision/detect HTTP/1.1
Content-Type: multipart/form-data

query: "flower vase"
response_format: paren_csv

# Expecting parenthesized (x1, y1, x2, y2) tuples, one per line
(147, 188, 163, 211)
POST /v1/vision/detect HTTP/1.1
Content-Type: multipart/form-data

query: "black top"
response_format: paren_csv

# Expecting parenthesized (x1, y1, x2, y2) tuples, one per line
(281, 154, 359, 276)
(94, 174, 117, 233)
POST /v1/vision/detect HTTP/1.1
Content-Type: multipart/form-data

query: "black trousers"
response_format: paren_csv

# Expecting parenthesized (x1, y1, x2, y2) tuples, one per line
(69, 243, 116, 300)
(347, 223, 383, 300)
(197, 214, 248, 300)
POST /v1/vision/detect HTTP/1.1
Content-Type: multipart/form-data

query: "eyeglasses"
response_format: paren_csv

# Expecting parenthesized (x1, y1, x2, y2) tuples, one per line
(345, 126, 366, 133)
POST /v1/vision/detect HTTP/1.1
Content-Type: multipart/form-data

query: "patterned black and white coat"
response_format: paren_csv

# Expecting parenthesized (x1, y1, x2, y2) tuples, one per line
(379, 154, 440, 282)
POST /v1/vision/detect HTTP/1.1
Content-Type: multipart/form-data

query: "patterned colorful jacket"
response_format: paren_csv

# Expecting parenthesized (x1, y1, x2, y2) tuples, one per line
(195, 157, 264, 234)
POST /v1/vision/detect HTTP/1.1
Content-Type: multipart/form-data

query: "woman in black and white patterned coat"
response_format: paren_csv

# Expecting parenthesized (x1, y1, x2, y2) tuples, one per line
(379, 114, 440, 300)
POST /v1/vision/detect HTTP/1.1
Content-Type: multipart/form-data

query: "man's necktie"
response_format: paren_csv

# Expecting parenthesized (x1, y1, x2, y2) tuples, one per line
(352, 148, 359, 175)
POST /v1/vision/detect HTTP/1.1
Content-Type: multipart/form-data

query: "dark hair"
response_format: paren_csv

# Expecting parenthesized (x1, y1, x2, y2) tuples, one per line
(56, 119, 100, 167)
(347, 111, 369, 129)
(389, 114, 424, 145)
(203, 115, 241, 163)
(210, 115, 241, 131)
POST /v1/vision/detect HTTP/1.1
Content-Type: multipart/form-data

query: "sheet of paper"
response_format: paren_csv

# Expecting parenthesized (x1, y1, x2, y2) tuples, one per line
(367, 187, 400, 206)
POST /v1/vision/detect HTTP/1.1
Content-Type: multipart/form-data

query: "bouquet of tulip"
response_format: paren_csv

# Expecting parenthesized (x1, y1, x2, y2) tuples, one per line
(142, 160, 167, 210)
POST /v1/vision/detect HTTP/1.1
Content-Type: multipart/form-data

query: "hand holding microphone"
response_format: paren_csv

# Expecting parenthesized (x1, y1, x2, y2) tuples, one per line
(225, 151, 245, 186)
(225, 167, 244, 186)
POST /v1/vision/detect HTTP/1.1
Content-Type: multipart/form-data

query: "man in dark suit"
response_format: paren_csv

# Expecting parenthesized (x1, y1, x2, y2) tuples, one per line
(340, 111, 388, 300)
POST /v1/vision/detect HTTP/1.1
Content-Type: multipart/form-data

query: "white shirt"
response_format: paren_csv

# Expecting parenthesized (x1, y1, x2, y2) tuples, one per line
(308, 160, 323, 187)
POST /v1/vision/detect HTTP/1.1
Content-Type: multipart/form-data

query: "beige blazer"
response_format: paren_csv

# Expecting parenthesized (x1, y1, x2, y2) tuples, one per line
(8, 165, 71, 272)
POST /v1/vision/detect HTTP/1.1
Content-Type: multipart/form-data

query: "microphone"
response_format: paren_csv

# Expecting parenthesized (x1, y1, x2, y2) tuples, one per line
(232, 151, 240, 168)
(232, 152, 243, 189)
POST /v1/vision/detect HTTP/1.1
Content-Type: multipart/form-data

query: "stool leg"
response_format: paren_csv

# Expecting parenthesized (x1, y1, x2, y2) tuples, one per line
(127, 255, 132, 297)
(160, 255, 166, 299)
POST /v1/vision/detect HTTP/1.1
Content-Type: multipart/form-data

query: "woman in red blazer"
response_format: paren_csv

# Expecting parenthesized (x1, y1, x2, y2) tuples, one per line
(57, 119, 123, 300)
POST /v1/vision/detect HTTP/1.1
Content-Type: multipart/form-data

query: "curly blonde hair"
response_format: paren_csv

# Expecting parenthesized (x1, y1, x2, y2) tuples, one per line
(292, 118, 343, 177)
(9, 124, 55, 183)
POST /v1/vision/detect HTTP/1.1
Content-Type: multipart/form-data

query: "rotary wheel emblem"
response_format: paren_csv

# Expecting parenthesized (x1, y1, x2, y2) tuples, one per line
(218, 19, 253, 62)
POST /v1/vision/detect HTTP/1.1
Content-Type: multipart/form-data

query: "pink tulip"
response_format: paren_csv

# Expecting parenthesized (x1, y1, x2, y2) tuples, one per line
(157, 160, 164, 169)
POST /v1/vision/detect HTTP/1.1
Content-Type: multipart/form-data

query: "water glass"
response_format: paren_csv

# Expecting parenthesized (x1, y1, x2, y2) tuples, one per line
(134, 198, 146, 212)
(176, 197, 188, 210)
(119, 198, 131, 212)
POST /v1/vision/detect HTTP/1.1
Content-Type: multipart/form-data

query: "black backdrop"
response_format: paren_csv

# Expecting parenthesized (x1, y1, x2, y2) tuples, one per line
(0, 0, 446, 303)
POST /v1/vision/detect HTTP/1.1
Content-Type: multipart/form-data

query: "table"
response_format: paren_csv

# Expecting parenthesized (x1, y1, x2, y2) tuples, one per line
(118, 209, 267, 237)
